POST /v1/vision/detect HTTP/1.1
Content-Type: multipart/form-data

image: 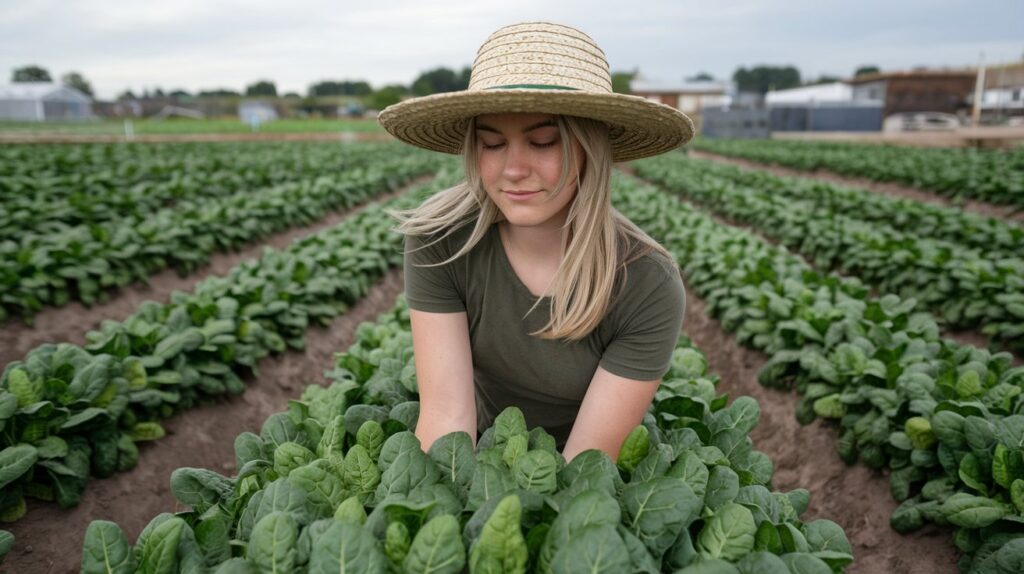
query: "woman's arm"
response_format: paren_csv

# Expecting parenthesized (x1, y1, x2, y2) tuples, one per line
(561, 366, 660, 463)
(409, 308, 477, 452)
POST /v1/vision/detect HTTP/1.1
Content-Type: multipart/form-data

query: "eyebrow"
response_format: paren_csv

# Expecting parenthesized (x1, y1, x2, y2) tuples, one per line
(474, 119, 558, 134)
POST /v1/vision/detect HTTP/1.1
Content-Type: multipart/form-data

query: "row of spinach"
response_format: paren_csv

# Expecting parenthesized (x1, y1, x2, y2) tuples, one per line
(689, 138, 1024, 210)
(614, 172, 1024, 572)
(79, 297, 853, 574)
(0, 145, 439, 323)
(0, 142, 410, 229)
(0, 163, 459, 529)
(664, 153, 1024, 260)
(634, 153, 1024, 355)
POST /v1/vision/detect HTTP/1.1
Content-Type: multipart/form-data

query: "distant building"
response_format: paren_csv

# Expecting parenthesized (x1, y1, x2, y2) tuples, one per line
(238, 100, 278, 124)
(630, 80, 734, 115)
(0, 82, 93, 121)
(979, 60, 1024, 121)
(847, 70, 975, 118)
(765, 81, 883, 132)
(765, 82, 854, 105)
(152, 105, 205, 120)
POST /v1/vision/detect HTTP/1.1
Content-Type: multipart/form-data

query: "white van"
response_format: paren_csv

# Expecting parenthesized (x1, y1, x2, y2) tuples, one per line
(882, 112, 961, 132)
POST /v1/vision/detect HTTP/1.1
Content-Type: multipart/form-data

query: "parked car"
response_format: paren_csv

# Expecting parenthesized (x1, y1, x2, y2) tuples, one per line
(883, 111, 961, 132)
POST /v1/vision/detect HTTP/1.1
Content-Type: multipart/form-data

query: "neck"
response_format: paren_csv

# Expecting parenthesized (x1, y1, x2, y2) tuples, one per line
(501, 221, 565, 262)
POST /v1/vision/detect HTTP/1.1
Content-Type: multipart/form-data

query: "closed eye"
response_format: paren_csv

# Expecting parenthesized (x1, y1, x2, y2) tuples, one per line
(481, 141, 557, 150)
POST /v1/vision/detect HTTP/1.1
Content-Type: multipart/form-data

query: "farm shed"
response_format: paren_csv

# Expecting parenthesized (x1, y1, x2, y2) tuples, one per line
(979, 60, 1024, 121)
(847, 69, 976, 118)
(0, 82, 93, 121)
(765, 82, 853, 105)
(630, 79, 734, 116)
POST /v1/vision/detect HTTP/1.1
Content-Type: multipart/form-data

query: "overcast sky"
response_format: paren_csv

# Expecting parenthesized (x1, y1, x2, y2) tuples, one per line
(1, 0, 1021, 100)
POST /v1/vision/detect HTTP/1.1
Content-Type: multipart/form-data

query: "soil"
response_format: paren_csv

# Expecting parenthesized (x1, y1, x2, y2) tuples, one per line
(625, 164, 1019, 362)
(0, 162, 967, 573)
(3, 268, 406, 574)
(688, 149, 1024, 223)
(627, 160, 962, 570)
(682, 284, 960, 573)
(7, 270, 959, 573)
(0, 174, 432, 372)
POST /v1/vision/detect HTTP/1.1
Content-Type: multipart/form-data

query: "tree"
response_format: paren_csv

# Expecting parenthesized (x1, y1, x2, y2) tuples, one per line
(612, 70, 637, 94)
(854, 65, 880, 78)
(732, 65, 801, 94)
(246, 80, 277, 97)
(308, 80, 372, 97)
(198, 88, 241, 97)
(60, 71, 94, 96)
(367, 85, 404, 110)
(12, 65, 52, 82)
(411, 67, 470, 96)
(686, 71, 715, 82)
(169, 89, 192, 98)
(117, 90, 137, 101)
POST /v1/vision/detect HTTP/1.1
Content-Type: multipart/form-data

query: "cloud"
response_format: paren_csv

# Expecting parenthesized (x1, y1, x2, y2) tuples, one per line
(0, 0, 1020, 99)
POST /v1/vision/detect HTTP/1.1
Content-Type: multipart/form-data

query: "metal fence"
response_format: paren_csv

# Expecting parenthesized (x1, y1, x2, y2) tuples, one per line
(701, 104, 884, 138)
(700, 109, 771, 139)
(770, 105, 882, 132)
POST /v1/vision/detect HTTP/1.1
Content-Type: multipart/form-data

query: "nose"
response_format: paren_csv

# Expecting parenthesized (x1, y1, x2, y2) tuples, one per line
(502, 141, 530, 181)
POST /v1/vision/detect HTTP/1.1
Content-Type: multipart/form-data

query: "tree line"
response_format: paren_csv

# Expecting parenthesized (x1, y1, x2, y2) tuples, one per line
(10, 62, 886, 107)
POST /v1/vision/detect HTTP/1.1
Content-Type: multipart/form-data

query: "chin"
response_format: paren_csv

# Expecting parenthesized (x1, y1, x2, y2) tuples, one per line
(499, 209, 547, 227)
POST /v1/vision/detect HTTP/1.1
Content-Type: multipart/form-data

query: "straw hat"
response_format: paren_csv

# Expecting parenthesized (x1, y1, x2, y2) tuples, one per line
(377, 21, 694, 162)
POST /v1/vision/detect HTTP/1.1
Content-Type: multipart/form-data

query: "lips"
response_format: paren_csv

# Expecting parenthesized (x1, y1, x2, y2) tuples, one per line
(503, 190, 541, 201)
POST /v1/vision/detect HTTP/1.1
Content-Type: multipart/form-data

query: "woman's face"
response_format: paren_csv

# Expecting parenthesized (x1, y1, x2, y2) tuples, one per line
(475, 113, 585, 231)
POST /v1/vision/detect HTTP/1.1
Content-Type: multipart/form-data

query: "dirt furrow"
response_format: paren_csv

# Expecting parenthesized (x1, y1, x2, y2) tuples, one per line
(682, 283, 959, 573)
(4, 268, 406, 574)
(0, 174, 431, 372)
(689, 149, 1024, 223)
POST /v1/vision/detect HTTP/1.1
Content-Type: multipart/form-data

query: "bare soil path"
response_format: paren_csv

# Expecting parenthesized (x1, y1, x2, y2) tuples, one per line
(3, 269, 406, 574)
(689, 149, 1024, 223)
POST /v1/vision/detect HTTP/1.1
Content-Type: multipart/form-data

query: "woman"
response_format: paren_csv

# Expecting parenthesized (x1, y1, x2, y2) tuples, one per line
(379, 22, 693, 463)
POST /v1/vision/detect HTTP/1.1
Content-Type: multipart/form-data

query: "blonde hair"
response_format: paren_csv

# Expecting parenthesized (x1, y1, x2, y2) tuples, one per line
(389, 114, 676, 341)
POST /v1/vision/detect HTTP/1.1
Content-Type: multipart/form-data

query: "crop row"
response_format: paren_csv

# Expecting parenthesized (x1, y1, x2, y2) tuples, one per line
(612, 172, 1024, 571)
(660, 153, 1024, 260)
(690, 138, 1024, 209)
(0, 149, 440, 323)
(0, 161, 460, 528)
(634, 154, 1024, 355)
(0, 141, 417, 236)
(75, 297, 853, 573)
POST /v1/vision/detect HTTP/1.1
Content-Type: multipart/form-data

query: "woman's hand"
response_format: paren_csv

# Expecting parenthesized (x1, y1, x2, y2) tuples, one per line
(409, 309, 477, 452)
(561, 366, 660, 463)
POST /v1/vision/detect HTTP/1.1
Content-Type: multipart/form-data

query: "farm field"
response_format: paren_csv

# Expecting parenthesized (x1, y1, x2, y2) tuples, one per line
(688, 138, 1024, 212)
(0, 118, 386, 136)
(1, 138, 1023, 573)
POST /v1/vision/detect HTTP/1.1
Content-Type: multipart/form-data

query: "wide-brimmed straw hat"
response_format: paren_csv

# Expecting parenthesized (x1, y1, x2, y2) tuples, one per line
(377, 21, 694, 162)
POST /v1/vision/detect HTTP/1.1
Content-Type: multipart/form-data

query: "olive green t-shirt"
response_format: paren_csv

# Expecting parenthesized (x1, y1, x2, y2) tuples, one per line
(403, 221, 685, 449)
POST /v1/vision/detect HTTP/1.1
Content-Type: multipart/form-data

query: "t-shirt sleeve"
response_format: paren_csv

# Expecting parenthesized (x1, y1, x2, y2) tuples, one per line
(403, 232, 466, 313)
(599, 260, 686, 381)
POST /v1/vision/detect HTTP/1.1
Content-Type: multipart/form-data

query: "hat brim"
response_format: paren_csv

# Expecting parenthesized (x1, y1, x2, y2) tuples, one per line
(377, 89, 694, 163)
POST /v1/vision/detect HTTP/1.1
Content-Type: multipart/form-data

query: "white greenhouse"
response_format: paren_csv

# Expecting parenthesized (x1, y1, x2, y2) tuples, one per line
(0, 82, 93, 121)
